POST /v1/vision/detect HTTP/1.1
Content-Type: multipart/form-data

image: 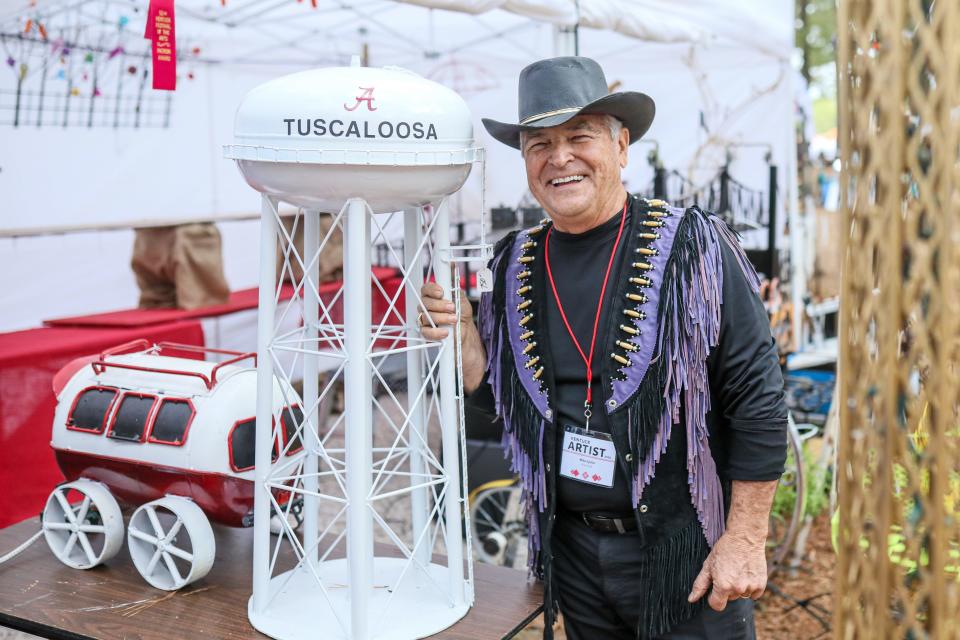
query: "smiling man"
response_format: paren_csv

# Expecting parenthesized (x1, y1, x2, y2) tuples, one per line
(420, 57, 787, 640)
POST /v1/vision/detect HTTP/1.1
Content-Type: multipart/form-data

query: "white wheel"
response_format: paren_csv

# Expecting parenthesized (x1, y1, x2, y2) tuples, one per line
(470, 483, 527, 569)
(127, 496, 215, 590)
(42, 479, 124, 570)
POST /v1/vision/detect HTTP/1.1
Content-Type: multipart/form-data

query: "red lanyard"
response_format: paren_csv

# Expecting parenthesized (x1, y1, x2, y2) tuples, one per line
(544, 202, 627, 429)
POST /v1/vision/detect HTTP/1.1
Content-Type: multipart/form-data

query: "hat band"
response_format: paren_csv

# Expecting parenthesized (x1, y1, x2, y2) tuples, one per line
(519, 106, 582, 126)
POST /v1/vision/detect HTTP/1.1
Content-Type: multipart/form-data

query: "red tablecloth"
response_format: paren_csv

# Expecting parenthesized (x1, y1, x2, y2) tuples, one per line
(45, 267, 401, 328)
(0, 321, 205, 528)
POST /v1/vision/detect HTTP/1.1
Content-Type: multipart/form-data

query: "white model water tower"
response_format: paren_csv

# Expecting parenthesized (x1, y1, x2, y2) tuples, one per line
(225, 61, 483, 639)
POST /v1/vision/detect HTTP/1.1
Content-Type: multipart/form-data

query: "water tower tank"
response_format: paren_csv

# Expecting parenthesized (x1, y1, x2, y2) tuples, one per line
(225, 64, 479, 212)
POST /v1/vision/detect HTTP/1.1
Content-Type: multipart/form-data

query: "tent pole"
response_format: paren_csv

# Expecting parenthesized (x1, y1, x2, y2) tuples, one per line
(553, 24, 578, 56)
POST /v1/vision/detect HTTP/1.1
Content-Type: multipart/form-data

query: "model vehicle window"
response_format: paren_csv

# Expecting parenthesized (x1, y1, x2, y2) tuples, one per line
(230, 418, 280, 472)
(68, 387, 117, 433)
(281, 406, 304, 454)
(149, 399, 194, 445)
(108, 394, 156, 442)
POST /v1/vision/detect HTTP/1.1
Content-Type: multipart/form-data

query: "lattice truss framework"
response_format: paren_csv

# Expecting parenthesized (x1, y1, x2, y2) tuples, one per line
(258, 197, 475, 636)
(836, 0, 960, 637)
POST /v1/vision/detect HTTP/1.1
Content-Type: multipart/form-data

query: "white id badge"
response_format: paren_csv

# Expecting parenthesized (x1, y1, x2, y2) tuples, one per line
(559, 425, 616, 487)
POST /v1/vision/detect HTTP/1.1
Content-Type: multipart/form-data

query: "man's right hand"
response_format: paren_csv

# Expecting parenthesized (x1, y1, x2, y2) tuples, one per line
(419, 282, 470, 341)
(418, 282, 487, 394)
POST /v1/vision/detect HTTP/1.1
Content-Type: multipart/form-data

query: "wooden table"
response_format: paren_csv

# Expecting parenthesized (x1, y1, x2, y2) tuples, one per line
(0, 518, 542, 640)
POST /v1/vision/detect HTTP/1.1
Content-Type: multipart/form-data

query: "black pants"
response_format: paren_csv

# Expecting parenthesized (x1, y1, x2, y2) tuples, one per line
(553, 514, 756, 640)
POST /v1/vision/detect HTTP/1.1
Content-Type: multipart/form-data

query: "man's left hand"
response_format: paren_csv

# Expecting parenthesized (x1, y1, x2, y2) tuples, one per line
(686, 479, 778, 611)
(686, 529, 767, 611)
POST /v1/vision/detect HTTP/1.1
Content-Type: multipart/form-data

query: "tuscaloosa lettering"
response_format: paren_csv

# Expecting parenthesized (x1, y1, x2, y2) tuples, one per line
(282, 118, 437, 140)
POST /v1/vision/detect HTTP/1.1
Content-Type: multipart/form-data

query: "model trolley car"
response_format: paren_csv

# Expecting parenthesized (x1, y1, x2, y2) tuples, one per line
(43, 340, 302, 590)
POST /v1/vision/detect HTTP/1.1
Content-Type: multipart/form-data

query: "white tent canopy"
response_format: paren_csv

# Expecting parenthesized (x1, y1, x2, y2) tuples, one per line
(395, 0, 791, 60)
(0, 0, 798, 331)
(0, 0, 792, 59)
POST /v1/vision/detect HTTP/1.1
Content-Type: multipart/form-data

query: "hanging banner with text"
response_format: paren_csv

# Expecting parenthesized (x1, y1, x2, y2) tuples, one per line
(144, 0, 176, 91)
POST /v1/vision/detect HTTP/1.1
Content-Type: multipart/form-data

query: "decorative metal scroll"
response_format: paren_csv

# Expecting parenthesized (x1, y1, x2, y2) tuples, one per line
(836, 0, 960, 637)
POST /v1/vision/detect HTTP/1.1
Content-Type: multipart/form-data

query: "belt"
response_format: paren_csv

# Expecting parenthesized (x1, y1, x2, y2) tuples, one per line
(577, 511, 637, 534)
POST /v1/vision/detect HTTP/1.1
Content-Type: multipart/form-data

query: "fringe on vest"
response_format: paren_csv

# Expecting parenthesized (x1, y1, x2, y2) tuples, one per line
(624, 207, 761, 547)
(478, 231, 548, 574)
(635, 518, 711, 639)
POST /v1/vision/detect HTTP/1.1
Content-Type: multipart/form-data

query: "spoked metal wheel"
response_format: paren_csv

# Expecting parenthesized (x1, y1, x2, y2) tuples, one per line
(42, 479, 124, 569)
(767, 413, 807, 577)
(469, 480, 527, 569)
(127, 496, 215, 590)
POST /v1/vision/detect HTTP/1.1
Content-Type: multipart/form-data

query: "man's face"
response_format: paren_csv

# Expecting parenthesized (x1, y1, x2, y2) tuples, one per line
(521, 115, 629, 225)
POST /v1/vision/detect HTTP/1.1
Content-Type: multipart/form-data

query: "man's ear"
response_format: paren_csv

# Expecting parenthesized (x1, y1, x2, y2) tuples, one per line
(619, 127, 630, 168)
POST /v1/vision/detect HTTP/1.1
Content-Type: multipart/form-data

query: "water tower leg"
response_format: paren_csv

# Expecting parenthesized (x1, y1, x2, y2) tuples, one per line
(344, 198, 373, 640)
(253, 194, 279, 613)
(302, 209, 320, 568)
(432, 202, 466, 606)
(403, 207, 430, 569)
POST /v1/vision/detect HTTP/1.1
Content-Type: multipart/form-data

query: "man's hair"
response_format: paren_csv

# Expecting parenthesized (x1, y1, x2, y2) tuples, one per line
(604, 114, 624, 141)
(520, 114, 623, 156)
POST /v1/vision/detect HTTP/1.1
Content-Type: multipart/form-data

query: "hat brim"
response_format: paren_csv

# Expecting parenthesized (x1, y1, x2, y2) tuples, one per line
(481, 91, 655, 150)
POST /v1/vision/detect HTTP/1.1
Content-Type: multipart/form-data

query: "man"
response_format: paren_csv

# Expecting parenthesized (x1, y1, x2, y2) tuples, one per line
(421, 57, 787, 640)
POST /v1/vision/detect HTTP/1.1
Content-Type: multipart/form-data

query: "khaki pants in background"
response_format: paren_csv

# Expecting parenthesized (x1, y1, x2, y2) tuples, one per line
(131, 223, 231, 309)
(276, 214, 343, 285)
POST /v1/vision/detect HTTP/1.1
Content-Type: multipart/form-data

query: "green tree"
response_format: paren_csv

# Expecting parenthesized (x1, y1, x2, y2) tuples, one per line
(796, 0, 837, 86)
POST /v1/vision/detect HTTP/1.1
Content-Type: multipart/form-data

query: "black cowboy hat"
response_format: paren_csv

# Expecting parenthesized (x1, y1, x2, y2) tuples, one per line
(482, 56, 655, 150)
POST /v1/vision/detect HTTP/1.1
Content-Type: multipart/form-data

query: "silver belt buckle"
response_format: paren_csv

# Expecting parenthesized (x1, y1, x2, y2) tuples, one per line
(613, 518, 626, 535)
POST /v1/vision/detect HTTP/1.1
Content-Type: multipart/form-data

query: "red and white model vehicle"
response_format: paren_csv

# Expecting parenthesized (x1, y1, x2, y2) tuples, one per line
(43, 340, 303, 590)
